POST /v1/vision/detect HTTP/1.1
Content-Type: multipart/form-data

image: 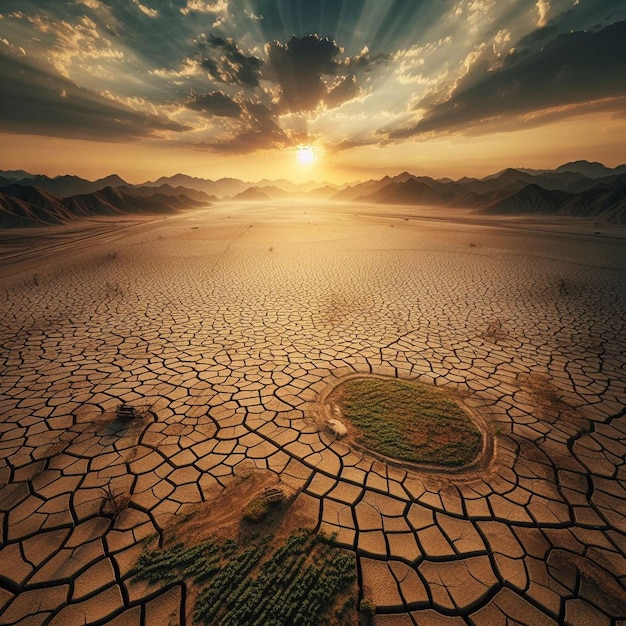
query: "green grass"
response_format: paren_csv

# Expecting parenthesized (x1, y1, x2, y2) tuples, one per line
(133, 529, 356, 626)
(340, 378, 482, 467)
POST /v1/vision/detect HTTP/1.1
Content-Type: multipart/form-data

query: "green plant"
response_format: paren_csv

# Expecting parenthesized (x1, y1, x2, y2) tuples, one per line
(318, 530, 339, 545)
(134, 529, 357, 626)
(360, 598, 376, 617)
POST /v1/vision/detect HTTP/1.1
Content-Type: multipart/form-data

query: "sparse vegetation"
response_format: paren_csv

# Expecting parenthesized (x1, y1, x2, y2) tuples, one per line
(360, 597, 376, 618)
(133, 529, 357, 626)
(483, 317, 507, 343)
(338, 378, 482, 467)
(242, 497, 270, 523)
(100, 483, 130, 518)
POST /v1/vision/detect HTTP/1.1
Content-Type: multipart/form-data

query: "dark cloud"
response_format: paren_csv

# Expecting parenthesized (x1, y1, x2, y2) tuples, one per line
(186, 91, 242, 118)
(0, 50, 188, 140)
(326, 74, 358, 108)
(207, 101, 289, 154)
(184, 32, 388, 153)
(266, 34, 341, 111)
(392, 20, 626, 139)
(197, 34, 263, 87)
(265, 34, 382, 112)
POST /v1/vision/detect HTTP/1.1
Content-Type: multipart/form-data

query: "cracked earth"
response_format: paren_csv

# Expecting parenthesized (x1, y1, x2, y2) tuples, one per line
(0, 202, 625, 625)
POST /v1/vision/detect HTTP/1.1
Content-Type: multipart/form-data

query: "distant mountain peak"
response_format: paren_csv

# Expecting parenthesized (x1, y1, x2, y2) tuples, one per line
(554, 160, 626, 178)
(96, 174, 128, 185)
(483, 167, 526, 181)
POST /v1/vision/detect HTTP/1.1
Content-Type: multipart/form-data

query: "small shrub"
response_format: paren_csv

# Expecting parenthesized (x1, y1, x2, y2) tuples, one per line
(484, 317, 507, 343)
(243, 497, 269, 523)
(360, 598, 376, 617)
(318, 530, 339, 545)
(100, 483, 129, 518)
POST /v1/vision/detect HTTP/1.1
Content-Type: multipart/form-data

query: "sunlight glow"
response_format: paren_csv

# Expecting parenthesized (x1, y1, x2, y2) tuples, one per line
(296, 145, 316, 165)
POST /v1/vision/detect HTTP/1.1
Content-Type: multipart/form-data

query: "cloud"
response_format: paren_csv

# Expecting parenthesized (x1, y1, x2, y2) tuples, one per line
(390, 20, 626, 139)
(325, 74, 358, 108)
(0, 36, 25, 56)
(186, 91, 242, 117)
(265, 34, 385, 113)
(180, 0, 228, 16)
(132, 0, 158, 18)
(206, 101, 289, 153)
(454, 0, 496, 27)
(0, 50, 188, 140)
(181, 33, 387, 153)
(535, 0, 550, 27)
(265, 35, 341, 112)
(196, 34, 263, 87)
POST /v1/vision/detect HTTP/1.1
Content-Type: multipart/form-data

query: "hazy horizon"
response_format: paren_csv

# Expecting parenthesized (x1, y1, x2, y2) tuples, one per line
(4, 157, 626, 189)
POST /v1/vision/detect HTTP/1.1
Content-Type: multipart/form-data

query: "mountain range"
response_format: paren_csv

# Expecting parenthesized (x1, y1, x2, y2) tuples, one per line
(0, 183, 210, 228)
(1, 160, 625, 227)
(326, 162, 626, 223)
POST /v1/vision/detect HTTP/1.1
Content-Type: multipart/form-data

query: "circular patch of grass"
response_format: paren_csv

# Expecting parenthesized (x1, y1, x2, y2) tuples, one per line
(338, 378, 482, 467)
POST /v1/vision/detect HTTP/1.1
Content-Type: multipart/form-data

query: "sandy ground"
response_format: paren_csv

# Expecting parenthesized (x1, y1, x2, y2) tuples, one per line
(0, 200, 625, 625)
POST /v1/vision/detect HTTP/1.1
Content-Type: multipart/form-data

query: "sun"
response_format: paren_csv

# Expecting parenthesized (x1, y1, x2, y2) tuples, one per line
(296, 145, 316, 165)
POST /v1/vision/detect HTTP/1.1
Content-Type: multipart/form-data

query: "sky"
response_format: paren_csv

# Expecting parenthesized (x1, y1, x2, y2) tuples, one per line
(1, 0, 625, 183)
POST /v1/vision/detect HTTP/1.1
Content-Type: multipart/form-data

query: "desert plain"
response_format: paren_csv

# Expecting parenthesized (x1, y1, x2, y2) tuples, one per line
(0, 200, 625, 625)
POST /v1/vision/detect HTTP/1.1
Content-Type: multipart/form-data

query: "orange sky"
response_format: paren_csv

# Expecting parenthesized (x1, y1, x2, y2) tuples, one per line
(3, 106, 625, 184)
